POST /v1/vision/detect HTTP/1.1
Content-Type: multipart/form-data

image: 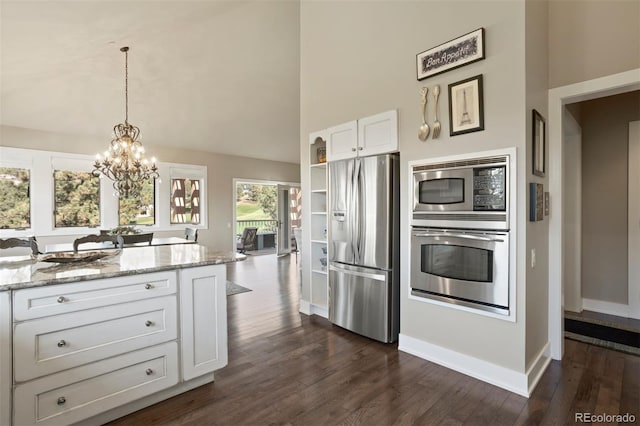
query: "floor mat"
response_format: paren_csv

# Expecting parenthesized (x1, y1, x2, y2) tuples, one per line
(564, 317, 640, 355)
(226, 280, 252, 296)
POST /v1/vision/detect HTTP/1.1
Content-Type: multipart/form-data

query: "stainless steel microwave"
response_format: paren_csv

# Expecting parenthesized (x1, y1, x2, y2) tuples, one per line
(412, 155, 510, 230)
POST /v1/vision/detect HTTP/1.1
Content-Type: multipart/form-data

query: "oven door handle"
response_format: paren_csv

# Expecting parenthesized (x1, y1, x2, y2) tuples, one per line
(413, 233, 504, 243)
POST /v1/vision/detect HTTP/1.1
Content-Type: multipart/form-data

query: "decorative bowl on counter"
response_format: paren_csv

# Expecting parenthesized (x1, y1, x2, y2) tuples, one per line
(37, 250, 121, 264)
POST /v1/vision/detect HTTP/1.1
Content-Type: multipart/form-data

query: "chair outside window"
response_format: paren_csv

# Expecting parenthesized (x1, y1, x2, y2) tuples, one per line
(0, 237, 39, 256)
(185, 227, 198, 242)
(73, 234, 124, 253)
(236, 227, 258, 254)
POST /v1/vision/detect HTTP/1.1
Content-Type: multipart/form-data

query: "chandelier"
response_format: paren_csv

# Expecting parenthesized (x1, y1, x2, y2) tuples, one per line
(93, 46, 158, 199)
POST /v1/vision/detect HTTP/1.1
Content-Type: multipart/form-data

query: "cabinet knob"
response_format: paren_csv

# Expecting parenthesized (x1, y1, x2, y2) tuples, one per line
(351, 148, 356, 152)
(144, 283, 152, 290)
(57, 340, 66, 348)
(145, 320, 154, 327)
(145, 368, 153, 376)
(57, 397, 66, 406)
(57, 296, 65, 303)
(358, 147, 363, 151)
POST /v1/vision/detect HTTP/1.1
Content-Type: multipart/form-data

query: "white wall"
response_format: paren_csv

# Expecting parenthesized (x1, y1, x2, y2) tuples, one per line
(524, 0, 549, 370)
(0, 125, 300, 251)
(580, 91, 640, 304)
(548, 0, 640, 88)
(301, 0, 531, 374)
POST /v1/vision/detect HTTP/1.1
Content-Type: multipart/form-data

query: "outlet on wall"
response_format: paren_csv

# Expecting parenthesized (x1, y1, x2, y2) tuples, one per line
(531, 248, 536, 268)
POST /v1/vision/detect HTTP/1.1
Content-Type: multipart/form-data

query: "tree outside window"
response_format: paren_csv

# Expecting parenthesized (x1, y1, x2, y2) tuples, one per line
(119, 181, 156, 225)
(0, 167, 30, 229)
(54, 170, 100, 227)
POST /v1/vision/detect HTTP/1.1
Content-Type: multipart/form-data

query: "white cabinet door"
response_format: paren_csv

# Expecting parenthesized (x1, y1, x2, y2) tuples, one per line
(326, 120, 358, 162)
(0, 292, 10, 426)
(357, 110, 398, 157)
(180, 265, 228, 380)
(14, 342, 178, 426)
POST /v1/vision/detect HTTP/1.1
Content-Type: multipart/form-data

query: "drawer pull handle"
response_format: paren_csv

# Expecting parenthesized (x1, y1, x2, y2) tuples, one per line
(57, 397, 66, 405)
(145, 320, 154, 327)
(57, 340, 66, 348)
(57, 296, 65, 303)
(146, 368, 153, 376)
(144, 283, 153, 290)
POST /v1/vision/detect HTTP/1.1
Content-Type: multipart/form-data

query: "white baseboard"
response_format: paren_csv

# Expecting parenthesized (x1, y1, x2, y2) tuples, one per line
(526, 343, 551, 395)
(299, 299, 311, 315)
(310, 304, 328, 318)
(398, 334, 550, 397)
(582, 298, 630, 317)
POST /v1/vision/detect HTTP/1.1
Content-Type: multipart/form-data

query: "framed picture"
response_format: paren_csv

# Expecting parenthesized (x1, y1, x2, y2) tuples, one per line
(416, 28, 485, 80)
(529, 183, 544, 222)
(448, 74, 484, 136)
(532, 109, 546, 177)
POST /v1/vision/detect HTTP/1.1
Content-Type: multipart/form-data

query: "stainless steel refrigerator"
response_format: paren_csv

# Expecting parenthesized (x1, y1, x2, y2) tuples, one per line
(328, 153, 399, 343)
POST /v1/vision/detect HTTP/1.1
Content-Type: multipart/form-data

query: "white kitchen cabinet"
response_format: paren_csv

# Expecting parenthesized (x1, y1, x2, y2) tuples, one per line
(14, 342, 178, 426)
(308, 133, 329, 316)
(325, 110, 397, 161)
(325, 120, 358, 162)
(357, 110, 398, 157)
(14, 296, 177, 382)
(0, 292, 11, 426)
(179, 265, 228, 380)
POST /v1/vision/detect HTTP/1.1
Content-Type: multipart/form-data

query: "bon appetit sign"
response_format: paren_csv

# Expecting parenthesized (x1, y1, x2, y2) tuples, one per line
(417, 28, 485, 80)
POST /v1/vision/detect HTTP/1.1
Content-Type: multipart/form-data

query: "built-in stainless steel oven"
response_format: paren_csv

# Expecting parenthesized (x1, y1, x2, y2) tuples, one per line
(410, 227, 509, 315)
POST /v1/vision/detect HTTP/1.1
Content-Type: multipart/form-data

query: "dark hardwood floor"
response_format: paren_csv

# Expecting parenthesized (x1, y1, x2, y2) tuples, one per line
(109, 255, 639, 425)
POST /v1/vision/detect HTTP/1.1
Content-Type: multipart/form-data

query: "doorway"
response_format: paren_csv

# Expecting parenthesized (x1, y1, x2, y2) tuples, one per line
(233, 179, 300, 256)
(548, 69, 640, 360)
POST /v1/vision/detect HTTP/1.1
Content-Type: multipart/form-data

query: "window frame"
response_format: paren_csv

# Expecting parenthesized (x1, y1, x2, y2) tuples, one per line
(0, 147, 207, 238)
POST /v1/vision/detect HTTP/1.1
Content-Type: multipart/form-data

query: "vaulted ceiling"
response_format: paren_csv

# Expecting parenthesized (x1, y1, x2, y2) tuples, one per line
(0, 1, 301, 164)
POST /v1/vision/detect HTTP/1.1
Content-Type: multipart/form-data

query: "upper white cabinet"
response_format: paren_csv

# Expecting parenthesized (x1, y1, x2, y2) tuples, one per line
(326, 110, 397, 161)
(358, 110, 398, 157)
(326, 120, 357, 162)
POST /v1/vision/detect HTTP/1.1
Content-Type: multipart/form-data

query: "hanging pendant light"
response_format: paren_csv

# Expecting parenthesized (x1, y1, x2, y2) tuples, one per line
(92, 46, 158, 199)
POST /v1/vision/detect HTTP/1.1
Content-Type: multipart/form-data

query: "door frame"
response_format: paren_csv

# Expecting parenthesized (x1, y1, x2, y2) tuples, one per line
(231, 178, 300, 254)
(548, 68, 640, 360)
(629, 121, 640, 320)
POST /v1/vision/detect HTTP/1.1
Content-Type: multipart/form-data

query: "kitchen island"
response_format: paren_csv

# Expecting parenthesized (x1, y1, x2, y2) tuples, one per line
(0, 244, 245, 426)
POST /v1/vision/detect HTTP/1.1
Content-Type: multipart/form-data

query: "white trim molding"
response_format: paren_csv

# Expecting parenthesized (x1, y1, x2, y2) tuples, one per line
(398, 334, 550, 397)
(582, 298, 631, 318)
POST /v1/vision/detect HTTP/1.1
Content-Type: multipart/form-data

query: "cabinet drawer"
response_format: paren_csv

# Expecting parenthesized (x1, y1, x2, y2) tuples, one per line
(14, 342, 178, 426)
(14, 296, 177, 382)
(13, 271, 177, 321)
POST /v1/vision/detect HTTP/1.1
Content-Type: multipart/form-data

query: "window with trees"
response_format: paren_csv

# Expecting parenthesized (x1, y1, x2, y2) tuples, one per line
(54, 170, 100, 228)
(170, 178, 201, 224)
(119, 180, 156, 225)
(0, 167, 30, 229)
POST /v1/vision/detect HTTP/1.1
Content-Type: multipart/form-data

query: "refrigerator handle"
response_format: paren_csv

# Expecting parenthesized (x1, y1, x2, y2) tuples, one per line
(351, 159, 361, 264)
(329, 264, 386, 281)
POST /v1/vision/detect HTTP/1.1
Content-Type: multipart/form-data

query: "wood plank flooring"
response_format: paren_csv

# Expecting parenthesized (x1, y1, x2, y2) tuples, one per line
(108, 255, 639, 425)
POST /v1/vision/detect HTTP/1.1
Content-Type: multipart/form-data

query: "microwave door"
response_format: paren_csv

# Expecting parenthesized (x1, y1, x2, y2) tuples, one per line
(413, 168, 474, 212)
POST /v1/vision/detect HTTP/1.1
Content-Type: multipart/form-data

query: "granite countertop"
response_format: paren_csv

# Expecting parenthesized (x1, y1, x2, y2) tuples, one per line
(0, 244, 246, 291)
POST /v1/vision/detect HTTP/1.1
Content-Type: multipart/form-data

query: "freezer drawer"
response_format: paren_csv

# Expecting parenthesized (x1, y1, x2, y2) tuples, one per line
(328, 263, 395, 343)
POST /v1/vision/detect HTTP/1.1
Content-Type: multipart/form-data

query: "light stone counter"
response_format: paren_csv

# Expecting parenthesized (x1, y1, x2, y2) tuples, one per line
(0, 244, 245, 291)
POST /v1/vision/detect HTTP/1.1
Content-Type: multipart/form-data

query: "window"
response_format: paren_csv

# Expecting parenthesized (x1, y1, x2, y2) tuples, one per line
(0, 167, 30, 229)
(54, 170, 100, 228)
(170, 178, 201, 224)
(119, 180, 156, 225)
